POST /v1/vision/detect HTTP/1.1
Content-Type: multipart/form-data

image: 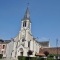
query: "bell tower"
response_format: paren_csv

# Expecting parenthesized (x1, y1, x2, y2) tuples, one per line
(21, 7, 31, 33)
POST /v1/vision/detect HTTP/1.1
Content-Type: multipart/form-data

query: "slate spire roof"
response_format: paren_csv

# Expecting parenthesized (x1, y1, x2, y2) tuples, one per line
(23, 7, 30, 20)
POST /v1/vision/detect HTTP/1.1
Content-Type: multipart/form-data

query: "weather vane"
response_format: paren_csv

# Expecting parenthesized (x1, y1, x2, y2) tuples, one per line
(27, 2, 29, 7)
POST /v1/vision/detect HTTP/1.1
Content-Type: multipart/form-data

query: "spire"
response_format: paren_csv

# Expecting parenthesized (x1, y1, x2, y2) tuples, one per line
(23, 3, 30, 20)
(25, 7, 30, 18)
(23, 7, 30, 20)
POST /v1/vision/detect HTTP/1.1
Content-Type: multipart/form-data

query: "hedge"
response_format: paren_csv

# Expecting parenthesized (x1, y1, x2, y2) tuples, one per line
(18, 56, 60, 60)
(47, 58, 60, 60)
(18, 56, 37, 60)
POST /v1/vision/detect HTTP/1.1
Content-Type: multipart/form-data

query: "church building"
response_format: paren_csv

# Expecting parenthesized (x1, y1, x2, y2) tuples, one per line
(11, 7, 50, 58)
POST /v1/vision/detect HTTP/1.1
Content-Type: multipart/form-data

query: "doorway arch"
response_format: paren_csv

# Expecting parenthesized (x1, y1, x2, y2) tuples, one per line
(20, 48, 23, 56)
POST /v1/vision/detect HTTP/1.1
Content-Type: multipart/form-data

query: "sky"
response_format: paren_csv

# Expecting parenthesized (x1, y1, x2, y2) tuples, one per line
(0, 0, 60, 47)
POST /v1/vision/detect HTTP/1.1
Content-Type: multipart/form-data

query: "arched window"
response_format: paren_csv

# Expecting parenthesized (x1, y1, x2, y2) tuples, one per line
(28, 41, 30, 47)
(23, 22, 25, 27)
(22, 38, 25, 42)
(23, 21, 26, 27)
(3, 45, 5, 49)
(25, 21, 26, 27)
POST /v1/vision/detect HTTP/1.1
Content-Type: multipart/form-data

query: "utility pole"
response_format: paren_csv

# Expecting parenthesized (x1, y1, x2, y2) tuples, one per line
(56, 39, 58, 60)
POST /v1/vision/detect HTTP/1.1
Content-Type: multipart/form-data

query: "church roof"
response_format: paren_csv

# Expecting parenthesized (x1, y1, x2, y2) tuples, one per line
(0, 39, 11, 44)
(0, 39, 4, 42)
(33, 38, 49, 47)
(39, 41, 49, 47)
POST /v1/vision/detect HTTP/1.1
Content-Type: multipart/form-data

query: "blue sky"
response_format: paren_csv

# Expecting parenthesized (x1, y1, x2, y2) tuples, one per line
(0, 0, 60, 47)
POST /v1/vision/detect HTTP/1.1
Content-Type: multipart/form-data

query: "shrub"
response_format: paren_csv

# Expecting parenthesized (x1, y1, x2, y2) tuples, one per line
(0, 54, 3, 59)
(27, 50, 33, 55)
(44, 51, 49, 57)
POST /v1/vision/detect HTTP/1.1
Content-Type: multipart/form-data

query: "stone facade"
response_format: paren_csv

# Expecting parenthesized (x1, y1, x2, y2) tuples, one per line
(11, 7, 50, 58)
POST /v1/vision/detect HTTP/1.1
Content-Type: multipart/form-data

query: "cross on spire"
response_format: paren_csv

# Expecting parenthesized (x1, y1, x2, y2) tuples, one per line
(27, 2, 29, 8)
